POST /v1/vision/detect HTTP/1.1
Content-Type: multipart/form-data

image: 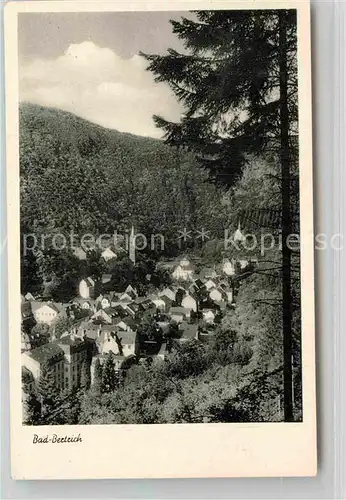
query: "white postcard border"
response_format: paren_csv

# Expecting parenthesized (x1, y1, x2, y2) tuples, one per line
(5, 0, 316, 480)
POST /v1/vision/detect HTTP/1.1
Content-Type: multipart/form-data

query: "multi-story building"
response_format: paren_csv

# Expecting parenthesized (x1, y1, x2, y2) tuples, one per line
(21, 337, 90, 391)
(21, 343, 65, 390)
(30, 301, 67, 326)
(56, 336, 89, 390)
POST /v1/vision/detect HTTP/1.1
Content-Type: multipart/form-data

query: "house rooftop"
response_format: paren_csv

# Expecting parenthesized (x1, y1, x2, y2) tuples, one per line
(169, 306, 190, 315)
(115, 330, 137, 345)
(30, 301, 63, 314)
(57, 336, 84, 346)
(29, 343, 64, 364)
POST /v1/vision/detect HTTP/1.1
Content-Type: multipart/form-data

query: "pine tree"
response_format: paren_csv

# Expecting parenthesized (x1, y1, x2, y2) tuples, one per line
(63, 386, 82, 424)
(142, 10, 297, 185)
(23, 388, 42, 425)
(142, 10, 298, 421)
(93, 357, 103, 392)
(80, 359, 91, 391)
(101, 353, 117, 393)
(37, 362, 66, 424)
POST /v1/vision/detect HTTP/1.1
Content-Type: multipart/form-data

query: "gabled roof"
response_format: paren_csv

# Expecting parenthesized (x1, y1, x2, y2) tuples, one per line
(160, 295, 173, 307)
(182, 293, 198, 302)
(29, 343, 64, 364)
(169, 306, 190, 315)
(119, 292, 133, 302)
(209, 287, 228, 300)
(125, 303, 140, 313)
(193, 278, 205, 288)
(102, 245, 117, 254)
(73, 247, 87, 260)
(81, 277, 95, 287)
(57, 336, 84, 347)
(24, 292, 36, 301)
(115, 330, 137, 345)
(116, 317, 139, 330)
(159, 287, 176, 301)
(30, 301, 62, 314)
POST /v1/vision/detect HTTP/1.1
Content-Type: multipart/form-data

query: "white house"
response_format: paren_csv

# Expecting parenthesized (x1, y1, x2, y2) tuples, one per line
(73, 247, 87, 260)
(159, 287, 176, 302)
(205, 279, 217, 291)
(31, 302, 66, 326)
(181, 294, 198, 312)
(24, 292, 35, 301)
(100, 296, 111, 309)
(152, 298, 166, 311)
(234, 221, 246, 243)
(81, 301, 92, 310)
(226, 290, 233, 304)
(223, 259, 236, 276)
(115, 331, 138, 357)
(79, 277, 95, 299)
(239, 259, 249, 270)
(100, 332, 119, 356)
(101, 247, 117, 262)
(119, 292, 133, 303)
(21, 343, 65, 389)
(209, 288, 227, 303)
(91, 309, 112, 325)
(172, 258, 194, 281)
(115, 318, 137, 333)
(72, 298, 94, 311)
(125, 285, 137, 298)
(202, 309, 215, 324)
(169, 307, 190, 323)
(21, 332, 31, 352)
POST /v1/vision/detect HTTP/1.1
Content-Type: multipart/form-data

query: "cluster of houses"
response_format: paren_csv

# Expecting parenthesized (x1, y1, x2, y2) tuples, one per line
(21, 249, 258, 397)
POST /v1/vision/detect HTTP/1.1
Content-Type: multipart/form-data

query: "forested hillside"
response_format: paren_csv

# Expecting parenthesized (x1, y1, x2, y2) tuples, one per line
(20, 103, 230, 239)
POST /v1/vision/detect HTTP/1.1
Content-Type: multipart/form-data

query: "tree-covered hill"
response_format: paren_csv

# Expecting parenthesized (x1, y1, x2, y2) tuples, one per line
(19, 103, 230, 295)
(20, 102, 229, 238)
(20, 102, 168, 161)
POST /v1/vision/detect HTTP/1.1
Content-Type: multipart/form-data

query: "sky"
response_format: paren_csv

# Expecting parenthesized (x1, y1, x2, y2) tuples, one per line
(18, 12, 191, 138)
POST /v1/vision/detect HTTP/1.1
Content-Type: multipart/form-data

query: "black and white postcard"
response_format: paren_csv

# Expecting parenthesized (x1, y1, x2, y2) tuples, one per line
(5, 0, 316, 479)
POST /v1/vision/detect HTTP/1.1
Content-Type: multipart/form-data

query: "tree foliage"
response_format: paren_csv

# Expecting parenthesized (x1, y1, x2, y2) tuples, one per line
(142, 10, 297, 186)
(101, 354, 117, 393)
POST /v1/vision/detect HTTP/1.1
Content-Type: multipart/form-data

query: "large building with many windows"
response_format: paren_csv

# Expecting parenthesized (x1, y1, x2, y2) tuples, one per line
(57, 336, 89, 390)
(22, 343, 65, 390)
(21, 337, 90, 391)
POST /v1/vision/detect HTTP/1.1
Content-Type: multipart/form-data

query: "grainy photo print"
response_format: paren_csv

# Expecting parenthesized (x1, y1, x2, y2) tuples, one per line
(18, 7, 303, 429)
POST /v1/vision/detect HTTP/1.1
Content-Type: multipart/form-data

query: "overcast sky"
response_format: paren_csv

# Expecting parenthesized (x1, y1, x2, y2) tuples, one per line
(19, 12, 190, 138)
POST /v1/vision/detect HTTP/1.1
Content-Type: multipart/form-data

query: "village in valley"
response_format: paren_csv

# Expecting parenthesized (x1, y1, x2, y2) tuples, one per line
(17, 8, 302, 426)
(21, 224, 259, 408)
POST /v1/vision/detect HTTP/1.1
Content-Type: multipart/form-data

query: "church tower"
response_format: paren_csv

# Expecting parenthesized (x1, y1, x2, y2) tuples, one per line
(233, 220, 246, 243)
(129, 226, 136, 265)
